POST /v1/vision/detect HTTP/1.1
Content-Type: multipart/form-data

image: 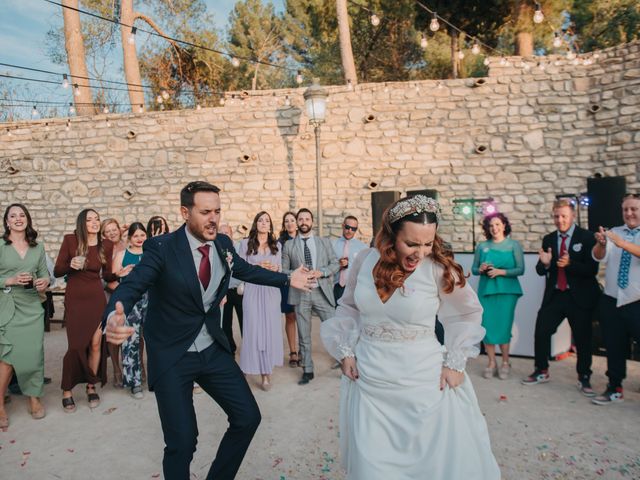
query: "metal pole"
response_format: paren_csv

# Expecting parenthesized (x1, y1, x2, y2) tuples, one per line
(314, 123, 323, 237)
(471, 203, 476, 252)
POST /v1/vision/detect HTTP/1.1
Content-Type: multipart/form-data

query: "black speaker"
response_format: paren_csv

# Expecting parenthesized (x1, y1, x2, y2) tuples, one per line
(407, 189, 439, 200)
(587, 176, 626, 232)
(371, 191, 401, 237)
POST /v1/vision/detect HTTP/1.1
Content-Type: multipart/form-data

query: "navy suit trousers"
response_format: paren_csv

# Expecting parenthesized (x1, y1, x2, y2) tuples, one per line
(153, 342, 261, 480)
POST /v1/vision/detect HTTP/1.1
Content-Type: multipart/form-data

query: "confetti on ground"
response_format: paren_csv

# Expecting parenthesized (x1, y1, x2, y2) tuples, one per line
(102, 407, 117, 415)
(66, 448, 74, 453)
(499, 394, 508, 402)
(272, 457, 283, 468)
(151, 474, 160, 478)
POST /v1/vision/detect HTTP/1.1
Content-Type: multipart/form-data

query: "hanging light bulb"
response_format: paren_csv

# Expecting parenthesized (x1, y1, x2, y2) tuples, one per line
(45, 122, 50, 131)
(533, 3, 544, 24)
(7, 128, 12, 137)
(128, 26, 137, 45)
(219, 96, 226, 106)
(483, 57, 490, 66)
(471, 40, 480, 55)
(370, 14, 380, 27)
(73, 84, 80, 97)
(429, 13, 440, 32)
(538, 61, 546, 71)
(553, 32, 562, 48)
(196, 103, 202, 110)
(583, 57, 591, 66)
(437, 81, 443, 89)
(457, 50, 465, 60)
(296, 71, 303, 84)
(566, 49, 576, 60)
(103, 105, 109, 114)
(106, 119, 111, 127)
(593, 52, 600, 60)
(138, 104, 144, 113)
(500, 56, 507, 66)
(420, 34, 428, 50)
(347, 79, 353, 91)
(65, 119, 70, 132)
(522, 62, 531, 71)
(284, 95, 291, 107)
(230, 57, 240, 68)
(31, 105, 39, 118)
(156, 94, 163, 104)
(68, 102, 76, 115)
(415, 84, 420, 93)
(62, 73, 69, 89)
(161, 90, 170, 100)
(572, 57, 580, 66)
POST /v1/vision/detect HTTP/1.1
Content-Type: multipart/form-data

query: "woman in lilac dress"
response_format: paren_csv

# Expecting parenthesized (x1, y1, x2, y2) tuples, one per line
(238, 211, 283, 391)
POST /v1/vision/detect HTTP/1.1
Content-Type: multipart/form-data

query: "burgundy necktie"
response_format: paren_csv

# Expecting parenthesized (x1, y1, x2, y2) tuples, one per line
(197, 244, 211, 289)
(557, 234, 567, 291)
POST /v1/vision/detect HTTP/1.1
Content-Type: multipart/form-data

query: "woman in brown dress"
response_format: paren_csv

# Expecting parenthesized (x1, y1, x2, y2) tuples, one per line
(55, 209, 116, 412)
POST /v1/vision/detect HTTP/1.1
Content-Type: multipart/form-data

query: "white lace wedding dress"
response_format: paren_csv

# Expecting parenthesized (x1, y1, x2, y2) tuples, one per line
(321, 249, 500, 480)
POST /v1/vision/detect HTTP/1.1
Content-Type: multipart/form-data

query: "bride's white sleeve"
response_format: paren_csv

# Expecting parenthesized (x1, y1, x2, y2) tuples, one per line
(320, 248, 372, 361)
(434, 264, 486, 372)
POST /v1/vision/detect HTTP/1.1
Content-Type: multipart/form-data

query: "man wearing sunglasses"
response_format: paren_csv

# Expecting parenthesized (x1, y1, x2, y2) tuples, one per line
(332, 216, 367, 302)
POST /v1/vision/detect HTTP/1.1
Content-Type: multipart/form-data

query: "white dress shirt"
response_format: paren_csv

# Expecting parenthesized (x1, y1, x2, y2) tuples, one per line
(593, 225, 640, 307)
(332, 236, 367, 285)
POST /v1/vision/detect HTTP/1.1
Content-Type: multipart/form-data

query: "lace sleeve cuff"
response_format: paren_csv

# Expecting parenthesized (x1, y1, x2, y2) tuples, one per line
(444, 347, 479, 372)
(337, 343, 355, 359)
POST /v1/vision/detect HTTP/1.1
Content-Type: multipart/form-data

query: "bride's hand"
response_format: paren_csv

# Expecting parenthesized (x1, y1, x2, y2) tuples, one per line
(440, 367, 464, 390)
(341, 357, 359, 381)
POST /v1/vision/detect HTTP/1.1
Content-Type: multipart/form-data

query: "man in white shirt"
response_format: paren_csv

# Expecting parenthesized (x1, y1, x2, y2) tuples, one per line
(591, 194, 640, 405)
(332, 216, 367, 302)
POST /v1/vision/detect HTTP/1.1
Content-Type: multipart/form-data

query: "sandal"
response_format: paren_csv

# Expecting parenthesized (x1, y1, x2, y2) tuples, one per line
(86, 385, 100, 409)
(289, 352, 299, 368)
(62, 396, 76, 413)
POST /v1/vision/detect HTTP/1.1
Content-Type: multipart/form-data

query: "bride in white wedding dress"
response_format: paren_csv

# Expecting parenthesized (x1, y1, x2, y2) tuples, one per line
(321, 195, 500, 480)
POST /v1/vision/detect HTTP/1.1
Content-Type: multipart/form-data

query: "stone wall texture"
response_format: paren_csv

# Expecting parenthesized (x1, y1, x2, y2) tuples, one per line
(1, 40, 639, 255)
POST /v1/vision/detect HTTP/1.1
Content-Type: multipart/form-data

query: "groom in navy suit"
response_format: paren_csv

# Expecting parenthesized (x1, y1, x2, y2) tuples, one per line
(104, 181, 309, 479)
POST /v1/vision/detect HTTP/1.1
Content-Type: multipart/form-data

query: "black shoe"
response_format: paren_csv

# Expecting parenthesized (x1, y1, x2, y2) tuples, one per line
(43, 377, 52, 385)
(577, 375, 595, 397)
(298, 372, 314, 385)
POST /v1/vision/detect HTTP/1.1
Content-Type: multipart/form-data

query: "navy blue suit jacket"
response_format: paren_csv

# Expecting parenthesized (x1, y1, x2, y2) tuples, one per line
(103, 224, 287, 389)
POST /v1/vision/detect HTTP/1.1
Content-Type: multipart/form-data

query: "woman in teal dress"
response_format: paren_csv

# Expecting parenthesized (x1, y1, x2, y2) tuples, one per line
(0, 204, 50, 429)
(472, 213, 524, 380)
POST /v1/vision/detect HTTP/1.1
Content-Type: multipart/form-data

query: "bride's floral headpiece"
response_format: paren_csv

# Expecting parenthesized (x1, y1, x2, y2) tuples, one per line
(388, 195, 442, 224)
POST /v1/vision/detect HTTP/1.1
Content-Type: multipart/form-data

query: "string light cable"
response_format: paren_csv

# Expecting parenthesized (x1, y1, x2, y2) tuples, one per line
(43, 0, 298, 73)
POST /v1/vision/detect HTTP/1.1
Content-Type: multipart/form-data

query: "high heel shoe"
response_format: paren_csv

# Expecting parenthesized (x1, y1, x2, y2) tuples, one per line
(498, 363, 511, 380)
(483, 366, 496, 379)
(288, 352, 299, 368)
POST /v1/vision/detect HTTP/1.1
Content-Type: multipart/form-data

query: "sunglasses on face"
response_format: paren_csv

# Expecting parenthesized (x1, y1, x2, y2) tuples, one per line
(343, 225, 357, 232)
(623, 193, 640, 199)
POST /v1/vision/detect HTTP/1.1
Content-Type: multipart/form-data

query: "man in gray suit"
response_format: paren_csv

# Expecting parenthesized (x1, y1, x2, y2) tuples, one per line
(282, 208, 340, 384)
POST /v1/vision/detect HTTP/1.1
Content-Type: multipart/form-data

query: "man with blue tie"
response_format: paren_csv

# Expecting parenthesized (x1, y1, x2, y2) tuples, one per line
(104, 181, 310, 479)
(591, 194, 640, 405)
(522, 199, 600, 395)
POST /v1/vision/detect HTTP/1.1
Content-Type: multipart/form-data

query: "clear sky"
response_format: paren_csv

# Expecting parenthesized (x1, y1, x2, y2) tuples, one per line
(0, 0, 284, 119)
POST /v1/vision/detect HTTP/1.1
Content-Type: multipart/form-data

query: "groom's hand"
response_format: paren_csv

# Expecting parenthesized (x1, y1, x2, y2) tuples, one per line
(105, 301, 135, 345)
(289, 265, 313, 292)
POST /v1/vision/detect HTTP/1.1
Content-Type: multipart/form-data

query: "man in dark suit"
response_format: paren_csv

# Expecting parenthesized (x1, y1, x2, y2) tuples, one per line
(522, 199, 600, 395)
(104, 181, 309, 480)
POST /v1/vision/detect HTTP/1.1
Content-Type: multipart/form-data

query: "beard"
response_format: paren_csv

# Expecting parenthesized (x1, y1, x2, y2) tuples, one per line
(298, 224, 312, 234)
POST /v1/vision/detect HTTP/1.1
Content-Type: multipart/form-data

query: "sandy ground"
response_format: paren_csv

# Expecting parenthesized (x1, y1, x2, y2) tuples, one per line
(1, 318, 639, 480)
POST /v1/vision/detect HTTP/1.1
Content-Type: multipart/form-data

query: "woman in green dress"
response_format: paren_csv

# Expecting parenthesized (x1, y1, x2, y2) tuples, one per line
(472, 213, 524, 380)
(0, 203, 50, 429)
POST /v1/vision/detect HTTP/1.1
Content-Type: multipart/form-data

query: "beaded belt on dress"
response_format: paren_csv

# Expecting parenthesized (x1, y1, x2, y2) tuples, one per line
(361, 323, 434, 343)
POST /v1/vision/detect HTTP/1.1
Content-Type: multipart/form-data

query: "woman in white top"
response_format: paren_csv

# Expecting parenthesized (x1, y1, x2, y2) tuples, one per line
(321, 195, 500, 480)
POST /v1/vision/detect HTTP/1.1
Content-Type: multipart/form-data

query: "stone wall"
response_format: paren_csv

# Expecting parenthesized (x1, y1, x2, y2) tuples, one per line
(1, 41, 639, 256)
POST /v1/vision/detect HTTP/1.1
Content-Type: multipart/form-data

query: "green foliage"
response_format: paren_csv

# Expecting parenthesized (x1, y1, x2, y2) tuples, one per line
(226, 0, 290, 90)
(571, 0, 640, 51)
